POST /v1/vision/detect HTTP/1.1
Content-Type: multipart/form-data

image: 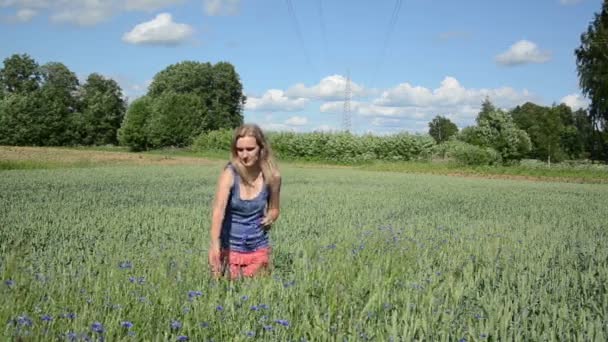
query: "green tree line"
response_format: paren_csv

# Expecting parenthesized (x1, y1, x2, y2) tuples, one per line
(0, 54, 245, 149)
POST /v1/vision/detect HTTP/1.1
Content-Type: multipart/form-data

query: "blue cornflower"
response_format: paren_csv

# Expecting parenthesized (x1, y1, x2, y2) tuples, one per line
(283, 280, 296, 288)
(250, 305, 259, 311)
(121, 321, 133, 329)
(200, 322, 209, 328)
(263, 325, 273, 331)
(459, 339, 467, 342)
(129, 276, 136, 283)
(480, 334, 488, 339)
(216, 305, 223, 311)
(5, 279, 15, 287)
(41, 314, 53, 322)
(274, 319, 289, 327)
(246, 331, 256, 337)
(259, 304, 269, 309)
(177, 336, 189, 341)
(14, 315, 33, 327)
(241, 295, 249, 301)
(170, 320, 182, 331)
(119, 261, 132, 269)
(91, 322, 104, 334)
(188, 290, 202, 299)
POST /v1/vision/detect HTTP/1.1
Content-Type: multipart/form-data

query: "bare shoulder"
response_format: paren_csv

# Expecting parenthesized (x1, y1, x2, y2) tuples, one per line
(218, 166, 234, 188)
(269, 169, 282, 188)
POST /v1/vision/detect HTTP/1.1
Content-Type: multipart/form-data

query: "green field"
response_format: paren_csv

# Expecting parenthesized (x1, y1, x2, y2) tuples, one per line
(1, 163, 607, 341)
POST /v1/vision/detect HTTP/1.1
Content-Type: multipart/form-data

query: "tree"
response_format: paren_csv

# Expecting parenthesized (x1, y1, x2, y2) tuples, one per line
(476, 96, 496, 124)
(575, 0, 608, 161)
(38, 62, 80, 145)
(459, 101, 531, 163)
(428, 115, 458, 143)
(79, 73, 126, 145)
(127, 60, 246, 149)
(510, 102, 565, 163)
(0, 53, 41, 94)
(118, 96, 153, 151)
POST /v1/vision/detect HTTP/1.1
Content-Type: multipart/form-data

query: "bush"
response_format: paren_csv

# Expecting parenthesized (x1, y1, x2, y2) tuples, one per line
(443, 140, 502, 166)
(192, 129, 233, 151)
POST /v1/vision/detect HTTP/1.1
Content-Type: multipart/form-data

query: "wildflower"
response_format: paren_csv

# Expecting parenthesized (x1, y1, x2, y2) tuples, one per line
(216, 305, 224, 311)
(246, 331, 255, 337)
(250, 305, 259, 311)
(459, 339, 467, 342)
(263, 325, 273, 331)
(283, 280, 296, 288)
(170, 320, 182, 331)
(274, 319, 289, 327)
(259, 304, 269, 309)
(66, 332, 78, 341)
(241, 295, 249, 301)
(177, 336, 189, 341)
(5, 279, 15, 287)
(480, 334, 488, 339)
(91, 322, 104, 334)
(188, 290, 202, 299)
(41, 314, 53, 322)
(200, 322, 209, 328)
(119, 261, 132, 269)
(121, 321, 133, 329)
(14, 315, 33, 327)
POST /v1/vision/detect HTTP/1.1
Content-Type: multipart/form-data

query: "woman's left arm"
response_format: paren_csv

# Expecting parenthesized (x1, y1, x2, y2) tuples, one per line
(261, 172, 281, 227)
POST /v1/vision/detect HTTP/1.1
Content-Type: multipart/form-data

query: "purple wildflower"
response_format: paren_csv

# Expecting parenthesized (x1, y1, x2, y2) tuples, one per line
(121, 321, 133, 329)
(91, 322, 104, 334)
(170, 320, 182, 331)
(216, 305, 223, 311)
(250, 305, 259, 311)
(41, 314, 53, 322)
(200, 322, 209, 328)
(177, 336, 189, 341)
(246, 331, 256, 337)
(61, 312, 77, 320)
(259, 304, 269, 309)
(263, 325, 273, 331)
(274, 319, 289, 327)
(188, 290, 203, 299)
(14, 315, 33, 327)
(5, 279, 15, 287)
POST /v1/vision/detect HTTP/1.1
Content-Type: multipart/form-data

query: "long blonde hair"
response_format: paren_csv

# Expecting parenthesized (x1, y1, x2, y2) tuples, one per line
(230, 124, 277, 185)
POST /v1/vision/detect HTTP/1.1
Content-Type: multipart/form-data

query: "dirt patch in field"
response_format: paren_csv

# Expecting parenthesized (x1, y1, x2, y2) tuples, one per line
(0, 146, 214, 167)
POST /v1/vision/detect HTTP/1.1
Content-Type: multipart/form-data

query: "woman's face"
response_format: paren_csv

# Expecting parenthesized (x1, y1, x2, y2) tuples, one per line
(236, 136, 260, 168)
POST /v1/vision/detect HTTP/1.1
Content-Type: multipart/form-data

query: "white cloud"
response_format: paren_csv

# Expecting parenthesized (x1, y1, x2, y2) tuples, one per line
(259, 122, 295, 132)
(374, 76, 535, 109)
(15, 8, 37, 21)
(245, 89, 309, 112)
(560, 93, 589, 110)
(559, 0, 583, 5)
(285, 116, 308, 126)
(0, 0, 183, 25)
(495, 40, 551, 66)
(122, 13, 194, 45)
(203, 0, 240, 16)
(285, 75, 367, 101)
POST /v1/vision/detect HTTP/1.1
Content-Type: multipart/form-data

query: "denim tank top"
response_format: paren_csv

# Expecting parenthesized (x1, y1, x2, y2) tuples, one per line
(221, 164, 270, 252)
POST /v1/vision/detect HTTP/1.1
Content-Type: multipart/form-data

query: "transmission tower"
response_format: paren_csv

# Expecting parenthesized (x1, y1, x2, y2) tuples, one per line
(342, 70, 352, 132)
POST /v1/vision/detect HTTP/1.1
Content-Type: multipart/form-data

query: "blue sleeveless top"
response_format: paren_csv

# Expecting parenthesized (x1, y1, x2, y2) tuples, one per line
(220, 164, 270, 252)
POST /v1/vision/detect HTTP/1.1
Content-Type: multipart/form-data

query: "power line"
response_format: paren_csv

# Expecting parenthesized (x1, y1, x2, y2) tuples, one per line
(370, 0, 403, 87)
(285, 0, 316, 76)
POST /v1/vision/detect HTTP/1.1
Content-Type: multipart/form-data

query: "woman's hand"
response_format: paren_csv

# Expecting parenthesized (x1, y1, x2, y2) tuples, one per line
(208, 242, 221, 276)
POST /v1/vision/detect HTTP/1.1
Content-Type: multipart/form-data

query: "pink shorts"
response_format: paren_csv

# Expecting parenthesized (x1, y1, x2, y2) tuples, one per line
(214, 247, 271, 279)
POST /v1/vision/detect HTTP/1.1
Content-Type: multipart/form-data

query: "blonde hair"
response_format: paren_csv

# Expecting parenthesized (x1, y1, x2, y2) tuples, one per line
(230, 124, 277, 185)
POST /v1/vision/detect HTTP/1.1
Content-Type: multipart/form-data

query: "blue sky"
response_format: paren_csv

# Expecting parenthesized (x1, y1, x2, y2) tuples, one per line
(0, 0, 601, 134)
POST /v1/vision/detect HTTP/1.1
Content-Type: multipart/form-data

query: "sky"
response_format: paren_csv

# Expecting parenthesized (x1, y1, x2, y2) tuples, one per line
(0, 0, 603, 134)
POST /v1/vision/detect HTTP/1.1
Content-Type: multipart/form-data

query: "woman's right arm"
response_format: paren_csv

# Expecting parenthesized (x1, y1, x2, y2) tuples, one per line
(209, 168, 233, 254)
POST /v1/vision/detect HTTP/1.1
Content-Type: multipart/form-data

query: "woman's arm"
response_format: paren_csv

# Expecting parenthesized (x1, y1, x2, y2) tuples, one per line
(210, 168, 233, 249)
(261, 171, 282, 227)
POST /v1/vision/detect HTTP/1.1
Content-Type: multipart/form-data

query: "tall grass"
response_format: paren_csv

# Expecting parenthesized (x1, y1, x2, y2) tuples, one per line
(1, 165, 607, 340)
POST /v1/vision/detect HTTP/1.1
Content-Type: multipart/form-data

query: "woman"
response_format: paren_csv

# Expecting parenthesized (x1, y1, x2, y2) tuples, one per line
(208, 124, 282, 279)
